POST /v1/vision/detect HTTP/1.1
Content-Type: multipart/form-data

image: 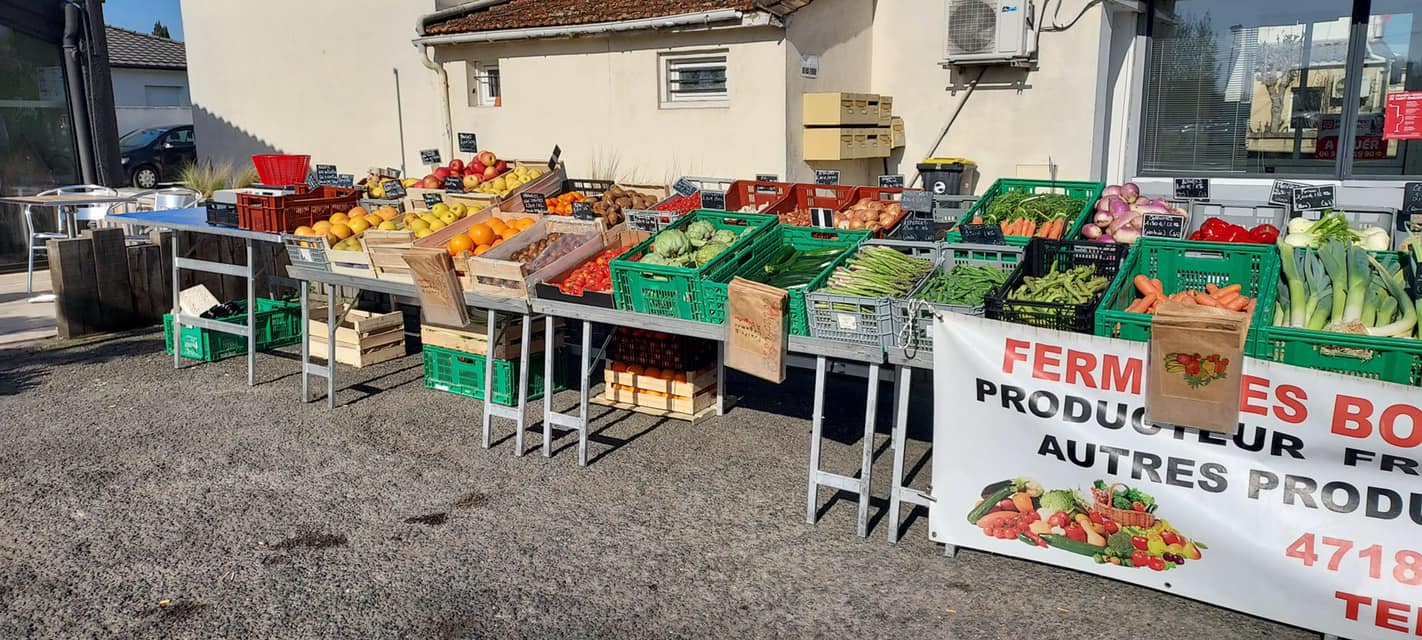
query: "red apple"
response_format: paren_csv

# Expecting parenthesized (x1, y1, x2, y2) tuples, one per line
(449, 159, 464, 172)
(494, 160, 508, 175)
(462, 174, 481, 190)
(477, 150, 497, 168)
(434, 167, 452, 180)
(469, 161, 486, 175)
(421, 177, 440, 189)
(482, 165, 499, 180)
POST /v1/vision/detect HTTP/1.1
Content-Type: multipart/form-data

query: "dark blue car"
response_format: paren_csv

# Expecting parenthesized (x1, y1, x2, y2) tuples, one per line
(119, 124, 195, 188)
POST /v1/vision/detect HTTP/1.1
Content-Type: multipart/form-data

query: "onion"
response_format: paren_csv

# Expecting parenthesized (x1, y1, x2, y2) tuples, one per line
(879, 213, 897, 226)
(1114, 228, 1141, 244)
(1110, 199, 1130, 217)
(1095, 198, 1112, 212)
(1093, 211, 1113, 227)
(1102, 185, 1121, 198)
(1108, 213, 1134, 235)
(849, 220, 865, 230)
(1081, 224, 1103, 239)
(1120, 182, 1140, 203)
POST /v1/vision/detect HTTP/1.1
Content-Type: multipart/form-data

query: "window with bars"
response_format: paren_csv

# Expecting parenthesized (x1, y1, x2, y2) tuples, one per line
(662, 52, 728, 107)
(469, 62, 500, 107)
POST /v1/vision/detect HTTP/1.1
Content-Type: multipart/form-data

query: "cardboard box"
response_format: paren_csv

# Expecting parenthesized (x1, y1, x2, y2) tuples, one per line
(804, 127, 858, 161)
(878, 95, 894, 126)
(803, 92, 879, 126)
(891, 116, 906, 148)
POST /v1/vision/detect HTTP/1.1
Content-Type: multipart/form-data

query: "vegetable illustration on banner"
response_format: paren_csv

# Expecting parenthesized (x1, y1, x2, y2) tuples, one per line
(1164, 352, 1230, 388)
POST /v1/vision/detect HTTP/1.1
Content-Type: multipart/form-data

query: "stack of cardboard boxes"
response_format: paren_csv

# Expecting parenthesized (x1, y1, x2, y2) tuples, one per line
(802, 92, 904, 161)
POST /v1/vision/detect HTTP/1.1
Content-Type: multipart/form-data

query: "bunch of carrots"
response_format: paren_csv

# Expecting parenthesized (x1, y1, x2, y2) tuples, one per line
(1125, 275, 1256, 314)
(967, 215, 1068, 239)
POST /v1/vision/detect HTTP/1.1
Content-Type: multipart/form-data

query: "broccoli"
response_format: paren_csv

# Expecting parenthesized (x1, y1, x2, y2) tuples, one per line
(1107, 531, 1135, 556)
(1038, 489, 1078, 513)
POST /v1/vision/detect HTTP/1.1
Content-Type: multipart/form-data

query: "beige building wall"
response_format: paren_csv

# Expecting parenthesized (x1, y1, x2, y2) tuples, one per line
(870, 0, 1111, 188)
(434, 26, 788, 184)
(180, 0, 445, 177)
(783, 0, 876, 184)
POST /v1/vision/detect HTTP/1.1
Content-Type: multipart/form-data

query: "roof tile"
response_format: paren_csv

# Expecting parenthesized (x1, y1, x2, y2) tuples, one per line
(105, 26, 186, 69)
(424, 0, 761, 36)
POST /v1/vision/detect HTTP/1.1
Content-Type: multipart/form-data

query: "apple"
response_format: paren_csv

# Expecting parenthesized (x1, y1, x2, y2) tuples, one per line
(421, 177, 440, 189)
(477, 150, 497, 168)
(482, 165, 499, 180)
(449, 159, 464, 172)
(462, 174, 481, 190)
(422, 174, 438, 183)
(434, 167, 452, 180)
(494, 160, 508, 175)
(470, 161, 486, 175)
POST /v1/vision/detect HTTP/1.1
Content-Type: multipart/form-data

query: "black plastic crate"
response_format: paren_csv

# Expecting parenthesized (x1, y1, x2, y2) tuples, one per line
(985, 238, 1129, 333)
(206, 202, 238, 228)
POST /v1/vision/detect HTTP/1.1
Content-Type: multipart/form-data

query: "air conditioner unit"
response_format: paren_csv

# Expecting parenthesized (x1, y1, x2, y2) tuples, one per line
(942, 0, 1034, 66)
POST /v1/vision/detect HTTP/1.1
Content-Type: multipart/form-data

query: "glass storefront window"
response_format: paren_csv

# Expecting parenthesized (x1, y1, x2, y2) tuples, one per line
(1354, 0, 1421, 177)
(0, 24, 78, 194)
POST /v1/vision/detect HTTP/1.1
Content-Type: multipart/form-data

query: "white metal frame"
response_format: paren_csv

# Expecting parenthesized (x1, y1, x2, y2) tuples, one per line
(660, 50, 730, 108)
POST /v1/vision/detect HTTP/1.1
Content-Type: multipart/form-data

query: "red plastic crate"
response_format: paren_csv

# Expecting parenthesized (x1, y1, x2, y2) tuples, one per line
(236, 186, 362, 233)
(848, 186, 910, 237)
(768, 183, 857, 226)
(251, 154, 311, 186)
(724, 180, 791, 213)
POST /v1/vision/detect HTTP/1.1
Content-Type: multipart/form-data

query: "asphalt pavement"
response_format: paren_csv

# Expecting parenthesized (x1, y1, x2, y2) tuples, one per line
(0, 330, 1316, 639)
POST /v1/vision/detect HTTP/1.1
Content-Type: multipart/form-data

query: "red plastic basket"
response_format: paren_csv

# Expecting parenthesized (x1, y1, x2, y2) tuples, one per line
(236, 186, 361, 233)
(724, 179, 791, 213)
(251, 154, 311, 186)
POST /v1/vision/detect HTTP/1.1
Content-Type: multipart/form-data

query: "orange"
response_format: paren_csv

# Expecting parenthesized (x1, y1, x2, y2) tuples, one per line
(347, 206, 369, 219)
(347, 217, 371, 234)
(500, 226, 520, 240)
(329, 212, 349, 225)
(468, 223, 495, 246)
(611, 362, 628, 373)
(328, 223, 353, 240)
(447, 234, 475, 256)
(671, 372, 688, 383)
(312, 220, 332, 235)
(643, 367, 662, 380)
(626, 364, 645, 375)
(377, 206, 399, 221)
(486, 217, 508, 233)
(514, 217, 535, 230)
(491, 238, 503, 247)
(293, 225, 316, 237)
(474, 244, 492, 256)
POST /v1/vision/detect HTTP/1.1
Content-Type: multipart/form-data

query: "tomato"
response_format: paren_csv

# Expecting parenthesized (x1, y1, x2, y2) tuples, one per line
(1103, 521, 1119, 535)
(1131, 536, 1149, 551)
(1131, 550, 1149, 567)
(1160, 530, 1180, 546)
(1132, 501, 1147, 512)
(1088, 511, 1104, 525)
(1048, 511, 1071, 528)
(1148, 556, 1166, 572)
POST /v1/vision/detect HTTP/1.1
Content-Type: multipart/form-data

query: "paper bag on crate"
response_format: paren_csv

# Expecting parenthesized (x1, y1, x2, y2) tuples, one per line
(726, 276, 788, 383)
(1145, 301, 1250, 433)
(401, 247, 469, 328)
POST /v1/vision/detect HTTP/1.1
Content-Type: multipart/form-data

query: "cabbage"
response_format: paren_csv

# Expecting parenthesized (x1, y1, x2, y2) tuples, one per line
(654, 229, 690, 258)
(1039, 489, 1079, 513)
(685, 220, 715, 248)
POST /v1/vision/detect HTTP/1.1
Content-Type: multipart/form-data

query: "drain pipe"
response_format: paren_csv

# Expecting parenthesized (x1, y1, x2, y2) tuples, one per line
(415, 43, 455, 162)
(62, 1, 96, 184)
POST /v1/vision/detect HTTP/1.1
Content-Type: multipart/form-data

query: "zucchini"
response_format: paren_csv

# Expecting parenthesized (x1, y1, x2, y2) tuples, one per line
(966, 484, 1016, 524)
(1040, 533, 1101, 557)
(979, 479, 1015, 498)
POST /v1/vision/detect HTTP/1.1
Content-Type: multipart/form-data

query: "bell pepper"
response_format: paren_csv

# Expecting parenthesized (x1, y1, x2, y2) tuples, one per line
(1248, 224, 1280, 244)
(1220, 225, 1250, 243)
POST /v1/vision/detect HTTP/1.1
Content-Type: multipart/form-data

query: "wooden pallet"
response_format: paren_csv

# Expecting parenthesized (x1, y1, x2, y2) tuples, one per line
(596, 363, 717, 421)
(307, 307, 406, 368)
(419, 318, 562, 360)
(591, 393, 717, 423)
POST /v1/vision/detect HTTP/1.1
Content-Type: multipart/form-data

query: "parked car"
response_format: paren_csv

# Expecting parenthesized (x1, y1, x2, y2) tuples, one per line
(119, 124, 195, 188)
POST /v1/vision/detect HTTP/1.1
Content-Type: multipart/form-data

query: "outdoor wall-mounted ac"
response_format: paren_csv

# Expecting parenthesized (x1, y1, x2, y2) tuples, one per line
(942, 0, 1035, 66)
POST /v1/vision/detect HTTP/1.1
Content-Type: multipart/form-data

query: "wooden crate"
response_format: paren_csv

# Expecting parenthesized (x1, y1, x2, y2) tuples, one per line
(307, 308, 406, 368)
(420, 317, 562, 360)
(412, 202, 541, 254)
(462, 217, 606, 298)
(360, 230, 416, 283)
(402, 188, 499, 214)
(597, 363, 717, 420)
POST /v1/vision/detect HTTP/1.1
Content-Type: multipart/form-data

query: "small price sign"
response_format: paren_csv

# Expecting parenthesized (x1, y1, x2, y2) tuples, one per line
(443, 176, 464, 193)
(1402, 182, 1422, 233)
(381, 180, 406, 199)
(627, 210, 679, 232)
(815, 170, 840, 185)
(335, 174, 355, 189)
(521, 192, 549, 213)
(572, 201, 596, 220)
(673, 177, 699, 196)
(457, 132, 478, 153)
(1292, 185, 1336, 211)
(897, 216, 935, 242)
(419, 148, 442, 165)
(1141, 212, 1188, 239)
(810, 207, 836, 228)
(422, 192, 444, 209)
(314, 164, 338, 186)
(755, 173, 778, 183)
(1270, 180, 1307, 206)
(701, 190, 726, 210)
(900, 189, 933, 214)
(1173, 177, 1210, 200)
(959, 223, 1006, 245)
(878, 174, 905, 189)
(548, 144, 562, 170)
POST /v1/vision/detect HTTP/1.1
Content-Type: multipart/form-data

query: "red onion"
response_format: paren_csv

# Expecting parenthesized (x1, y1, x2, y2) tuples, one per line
(1134, 203, 1168, 215)
(1095, 196, 1113, 212)
(1120, 182, 1140, 203)
(1093, 211, 1113, 227)
(1152, 197, 1169, 208)
(1093, 234, 1116, 243)
(1102, 185, 1122, 198)
(1081, 224, 1103, 239)
(1110, 199, 1131, 217)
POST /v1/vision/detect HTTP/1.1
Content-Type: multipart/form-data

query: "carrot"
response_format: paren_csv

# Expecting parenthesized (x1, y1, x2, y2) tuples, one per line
(1215, 291, 1243, 306)
(1195, 294, 1221, 307)
(1126, 298, 1149, 313)
(1245, 298, 1257, 314)
(1132, 274, 1162, 297)
(1178, 296, 1196, 304)
(1223, 296, 1249, 312)
(1205, 283, 1219, 295)
(972, 215, 983, 225)
(1212, 283, 1243, 299)
(1152, 278, 1164, 293)
(999, 220, 1009, 232)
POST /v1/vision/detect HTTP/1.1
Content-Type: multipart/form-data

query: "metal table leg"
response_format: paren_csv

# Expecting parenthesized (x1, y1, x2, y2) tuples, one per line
(542, 316, 555, 458)
(325, 283, 337, 409)
(855, 362, 880, 538)
(577, 321, 591, 466)
(300, 284, 310, 402)
(246, 239, 256, 386)
(806, 355, 880, 538)
(513, 313, 531, 457)
(540, 318, 597, 466)
(171, 231, 181, 370)
(482, 309, 497, 449)
(715, 340, 726, 416)
(805, 355, 827, 525)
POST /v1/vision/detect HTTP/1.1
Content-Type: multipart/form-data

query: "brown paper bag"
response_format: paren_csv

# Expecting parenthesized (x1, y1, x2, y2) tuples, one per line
(726, 276, 788, 383)
(401, 248, 469, 328)
(1145, 301, 1250, 433)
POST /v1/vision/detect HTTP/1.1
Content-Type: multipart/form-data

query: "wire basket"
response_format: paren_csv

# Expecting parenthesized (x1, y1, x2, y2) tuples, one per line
(251, 154, 312, 187)
(1090, 482, 1156, 528)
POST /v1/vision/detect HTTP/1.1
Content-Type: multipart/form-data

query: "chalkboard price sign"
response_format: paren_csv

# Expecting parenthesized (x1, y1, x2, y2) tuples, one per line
(1173, 178, 1209, 200)
(701, 190, 726, 210)
(422, 192, 444, 209)
(572, 201, 596, 221)
(548, 145, 562, 170)
(419, 148, 441, 165)
(814, 170, 840, 185)
(521, 192, 548, 213)
(878, 174, 905, 189)
(900, 189, 933, 214)
(755, 174, 778, 183)
(1270, 180, 1307, 206)
(1403, 182, 1422, 215)
(811, 207, 835, 228)
(443, 176, 464, 193)
(335, 174, 355, 189)
(381, 180, 406, 199)
(1141, 212, 1188, 239)
(1292, 185, 1336, 211)
(625, 210, 659, 232)
(897, 216, 935, 242)
(958, 223, 1006, 245)
(672, 177, 699, 196)
(314, 164, 338, 186)
(457, 132, 478, 154)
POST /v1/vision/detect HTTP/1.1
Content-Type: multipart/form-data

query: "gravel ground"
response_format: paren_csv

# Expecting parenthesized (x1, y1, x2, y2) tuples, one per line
(0, 330, 1315, 639)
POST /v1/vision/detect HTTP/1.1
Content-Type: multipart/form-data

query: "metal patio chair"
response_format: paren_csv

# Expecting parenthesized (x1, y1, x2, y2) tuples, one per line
(23, 184, 119, 294)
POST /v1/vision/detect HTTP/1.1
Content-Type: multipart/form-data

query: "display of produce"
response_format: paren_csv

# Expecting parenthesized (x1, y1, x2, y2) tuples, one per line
(1274, 238, 1418, 336)
(633, 221, 744, 268)
(752, 245, 852, 290)
(521, 232, 599, 274)
(816, 245, 934, 298)
(554, 246, 626, 296)
(292, 203, 413, 249)
(544, 192, 588, 216)
(443, 216, 537, 256)
(588, 185, 658, 226)
(969, 190, 1083, 239)
(1006, 265, 1110, 305)
(912, 263, 1010, 308)
(1080, 183, 1189, 245)
(1280, 211, 1391, 250)
(833, 197, 904, 234)
(1187, 217, 1281, 244)
(654, 192, 701, 214)
(1121, 276, 1257, 314)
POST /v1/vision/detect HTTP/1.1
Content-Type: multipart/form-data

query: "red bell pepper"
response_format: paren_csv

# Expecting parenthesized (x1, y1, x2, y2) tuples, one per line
(1247, 224, 1280, 244)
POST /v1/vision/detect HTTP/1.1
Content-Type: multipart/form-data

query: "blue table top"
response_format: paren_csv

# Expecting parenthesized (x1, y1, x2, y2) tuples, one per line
(114, 207, 283, 242)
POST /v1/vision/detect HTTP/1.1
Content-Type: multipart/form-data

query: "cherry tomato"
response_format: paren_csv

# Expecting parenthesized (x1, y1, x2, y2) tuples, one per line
(1148, 556, 1166, 572)
(1103, 521, 1119, 535)
(1131, 536, 1149, 551)
(1132, 501, 1147, 512)
(1131, 550, 1149, 567)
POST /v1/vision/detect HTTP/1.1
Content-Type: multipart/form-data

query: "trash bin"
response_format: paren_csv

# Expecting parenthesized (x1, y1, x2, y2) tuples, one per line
(917, 158, 976, 196)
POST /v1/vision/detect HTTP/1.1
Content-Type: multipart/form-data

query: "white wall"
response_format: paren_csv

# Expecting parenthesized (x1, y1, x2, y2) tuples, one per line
(115, 107, 192, 134)
(180, 0, 444, 177)
(784, 0, 876, 184)
(870, 0, 1112, 190)
(111, 67, 192, 135)
(435, 26, 787, 184)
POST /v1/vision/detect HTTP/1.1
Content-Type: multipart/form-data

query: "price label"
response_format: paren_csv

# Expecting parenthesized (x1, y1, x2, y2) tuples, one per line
(381, 180, 406, 199)
(1173, 177, 1210, 200)
(1402, 182, 1422, 233)
(422, 192, 444, 209)
(457, 132, 478, 154)
(1292, 185, 1336, 211)
(701, 190, 726, 210)
(314, 164, 338, 186)
(878, 174, 905, 189)
(443, 176, 465, 193)
(521, 192, 548, 213)
(626, 210, 678, 232)
(815, 170, 840, 185)
(1141, 212, 1188, 239)
(336, 174, 355, 189)
(419, 148, 441, 165)
(673, 177, 699, 196)
(900, 189, 933, 214)
(1270, 180, 1307, 206)
(811, 207, 835, 228)
(572, 201, 596, 220)
(958, 223, 1006, 245)
(548, 144, 562, 170)
(896, 216, 935, 242)
(282, 234, 330, 272)
(755, 173, 778, 183)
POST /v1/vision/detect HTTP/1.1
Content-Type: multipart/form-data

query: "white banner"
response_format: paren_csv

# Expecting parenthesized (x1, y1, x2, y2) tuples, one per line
(930, 313, 1422, 640)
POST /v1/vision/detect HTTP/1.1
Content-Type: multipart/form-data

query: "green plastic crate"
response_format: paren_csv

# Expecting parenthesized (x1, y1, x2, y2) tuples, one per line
(805, 240, 943, 351)
(610, 210, 779, 322)
(945, 178, 1105, 245)
(1258, 250, 1420, 386)
(422, 345, 565, 406)
(893, 243, 1024, 355)
(163, 298, 303, 362)
(700, 226, 871, 334)
(1095, 239, 1280, 356)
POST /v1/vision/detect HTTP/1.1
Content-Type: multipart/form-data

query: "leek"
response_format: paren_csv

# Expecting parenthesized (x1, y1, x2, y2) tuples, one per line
(1301, 249, 1330, 328)
(1273, 280, 1290, 327)
(1341, 245, 1370, 323)
(1378, 295, 1397, 326)
(1307, 291, 1333, 330)
(1365, 254, 1417, 338)
(1361, 280, 1381, 327)
(1318, 241, 1349, 322)
(1278, 239, 1307, 328)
